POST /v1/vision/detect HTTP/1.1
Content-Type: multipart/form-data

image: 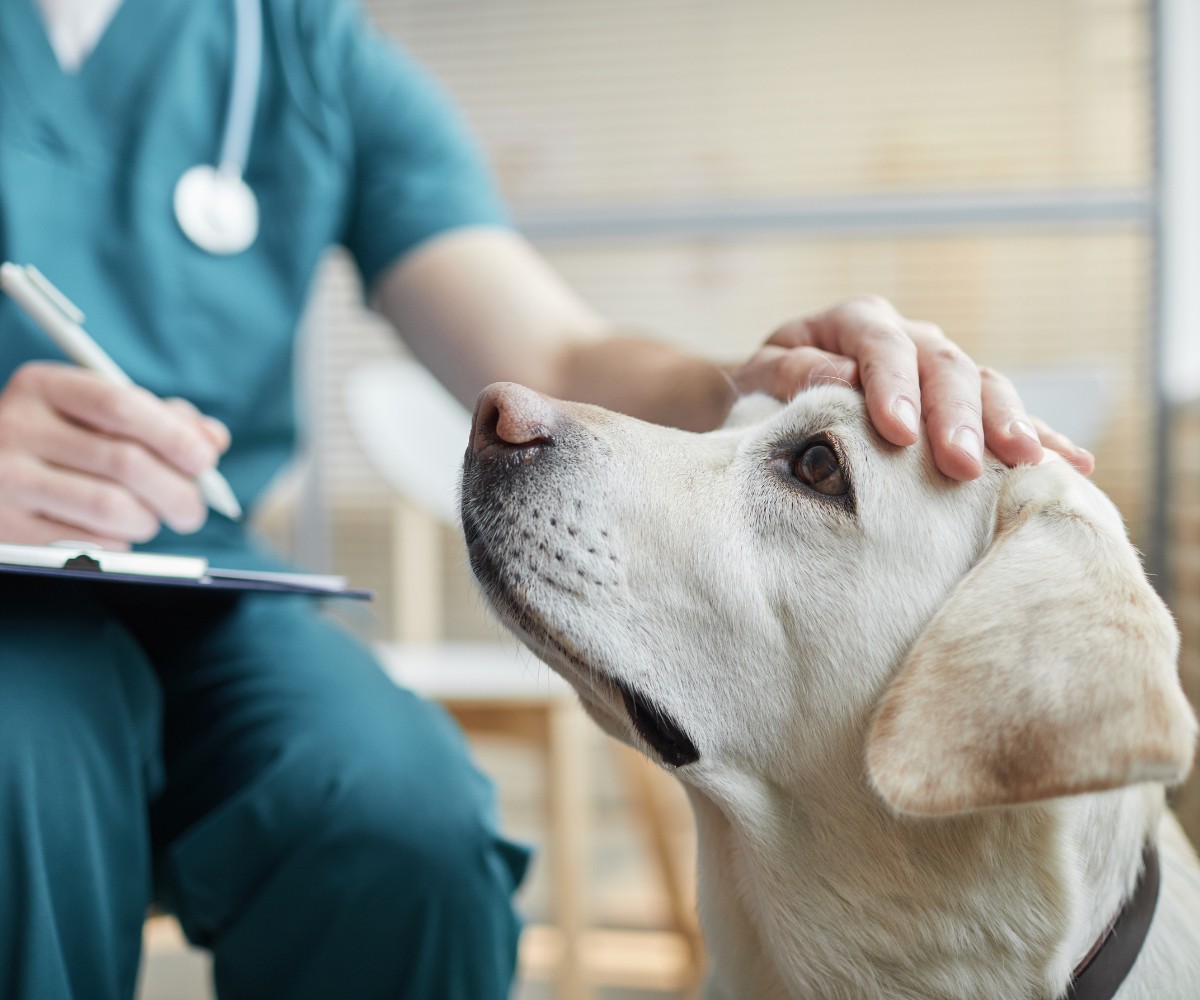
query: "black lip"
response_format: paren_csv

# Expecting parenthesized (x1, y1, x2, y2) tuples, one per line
(463, 477, 698, 769)
(616, 680, 700, 768)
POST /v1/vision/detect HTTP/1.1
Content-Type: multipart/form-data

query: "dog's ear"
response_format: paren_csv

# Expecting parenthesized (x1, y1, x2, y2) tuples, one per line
(867, 459, 1198, 817)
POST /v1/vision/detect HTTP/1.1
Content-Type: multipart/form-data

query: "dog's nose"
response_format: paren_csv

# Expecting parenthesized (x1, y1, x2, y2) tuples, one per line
(470, 382, 558, 461)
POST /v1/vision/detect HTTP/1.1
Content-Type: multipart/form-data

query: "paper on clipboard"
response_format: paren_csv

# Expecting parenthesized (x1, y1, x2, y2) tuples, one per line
(0, 542, 372, 599)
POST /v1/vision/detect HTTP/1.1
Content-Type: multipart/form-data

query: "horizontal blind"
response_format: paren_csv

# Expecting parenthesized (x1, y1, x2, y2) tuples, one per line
(369, 0, 1149, 205)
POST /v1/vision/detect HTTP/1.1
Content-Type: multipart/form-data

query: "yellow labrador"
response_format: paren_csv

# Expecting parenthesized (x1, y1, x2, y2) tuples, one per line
(460, 381, 1200, 1000)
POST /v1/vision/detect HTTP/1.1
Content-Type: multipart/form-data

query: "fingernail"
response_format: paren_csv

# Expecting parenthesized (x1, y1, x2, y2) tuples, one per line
(892, 398, 919, 436)
(951, 426, 983, 464)
(1008, 418, 1038, 442)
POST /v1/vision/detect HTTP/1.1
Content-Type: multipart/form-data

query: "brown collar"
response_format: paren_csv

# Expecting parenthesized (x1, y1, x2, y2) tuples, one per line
(1063, 846, 1160, 1000)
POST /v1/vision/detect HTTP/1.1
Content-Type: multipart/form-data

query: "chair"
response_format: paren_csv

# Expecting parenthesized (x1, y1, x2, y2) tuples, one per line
(1007, 364, 1115, 453)
(345, 359, 703, 999)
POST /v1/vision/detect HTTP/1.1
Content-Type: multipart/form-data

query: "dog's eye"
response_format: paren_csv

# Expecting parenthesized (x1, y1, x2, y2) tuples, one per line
(794, 443, 848, 496)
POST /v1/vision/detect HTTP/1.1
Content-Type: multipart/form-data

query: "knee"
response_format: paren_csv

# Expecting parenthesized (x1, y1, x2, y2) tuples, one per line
(303, 694, 527, 906)
(335, 780, 496, 897)
(201, 709, 526, 1000)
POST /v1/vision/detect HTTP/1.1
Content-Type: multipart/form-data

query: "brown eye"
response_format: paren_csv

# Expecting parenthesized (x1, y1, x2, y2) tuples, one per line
(794, 443, 849, 496)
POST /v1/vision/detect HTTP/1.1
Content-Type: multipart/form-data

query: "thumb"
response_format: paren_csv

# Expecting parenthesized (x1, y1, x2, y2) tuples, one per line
(734, 346, 859, 401)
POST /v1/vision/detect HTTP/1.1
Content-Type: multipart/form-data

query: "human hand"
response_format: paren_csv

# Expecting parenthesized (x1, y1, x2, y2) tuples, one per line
(730, 294, 1095, 481)
(0, 362, 230, 548)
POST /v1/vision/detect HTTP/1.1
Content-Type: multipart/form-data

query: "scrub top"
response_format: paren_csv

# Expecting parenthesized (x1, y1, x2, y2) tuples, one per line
(0, 0, 508, 562)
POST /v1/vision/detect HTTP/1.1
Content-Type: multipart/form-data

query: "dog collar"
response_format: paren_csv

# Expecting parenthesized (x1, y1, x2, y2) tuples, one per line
(1063, 846, 1160, 1000)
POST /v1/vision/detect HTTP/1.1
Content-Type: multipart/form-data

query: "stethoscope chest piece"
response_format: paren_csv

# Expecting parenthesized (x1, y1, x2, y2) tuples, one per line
(175, 0, 263, 256)
(174, 165, 259, 256)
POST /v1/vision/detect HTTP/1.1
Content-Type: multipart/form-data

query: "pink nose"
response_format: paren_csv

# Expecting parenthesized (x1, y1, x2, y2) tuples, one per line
(470, 382, 559, 460)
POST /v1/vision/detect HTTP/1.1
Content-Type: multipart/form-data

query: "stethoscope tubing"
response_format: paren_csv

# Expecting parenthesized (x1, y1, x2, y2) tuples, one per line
(217, 0, 262, 178)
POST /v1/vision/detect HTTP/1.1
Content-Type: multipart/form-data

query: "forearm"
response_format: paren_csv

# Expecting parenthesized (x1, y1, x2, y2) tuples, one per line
(549, 330, 735, 432)
(375, 229, 734, 431)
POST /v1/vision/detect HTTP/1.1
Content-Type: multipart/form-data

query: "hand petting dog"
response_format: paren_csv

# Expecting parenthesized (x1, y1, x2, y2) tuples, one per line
(733, 294, 1095, 480)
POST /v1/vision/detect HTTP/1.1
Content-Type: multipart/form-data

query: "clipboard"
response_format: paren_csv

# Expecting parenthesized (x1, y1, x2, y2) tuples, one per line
(0, 543, 373, 600)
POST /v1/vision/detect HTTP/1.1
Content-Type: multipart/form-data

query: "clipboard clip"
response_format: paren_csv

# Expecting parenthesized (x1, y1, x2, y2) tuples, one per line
(62, 553, 104, 573)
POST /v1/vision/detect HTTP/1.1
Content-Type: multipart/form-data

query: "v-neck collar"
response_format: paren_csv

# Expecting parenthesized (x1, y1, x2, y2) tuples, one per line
(1, 0, 194, 143)
(34, 0, 126, 75)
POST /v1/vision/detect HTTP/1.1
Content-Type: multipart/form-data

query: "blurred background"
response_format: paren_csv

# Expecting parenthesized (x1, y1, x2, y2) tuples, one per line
(142, 0, 1200, 997)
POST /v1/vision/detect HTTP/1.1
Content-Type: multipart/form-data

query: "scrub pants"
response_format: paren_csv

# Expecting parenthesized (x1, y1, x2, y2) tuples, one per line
(0, 576, 529, 1000)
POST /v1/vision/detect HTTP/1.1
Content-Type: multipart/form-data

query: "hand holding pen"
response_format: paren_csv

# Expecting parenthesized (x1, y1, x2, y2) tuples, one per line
(0, 262, 241, 549)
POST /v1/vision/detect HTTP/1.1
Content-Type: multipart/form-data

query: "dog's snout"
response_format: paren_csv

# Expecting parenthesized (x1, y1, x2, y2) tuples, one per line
(471, 382, 558, 462)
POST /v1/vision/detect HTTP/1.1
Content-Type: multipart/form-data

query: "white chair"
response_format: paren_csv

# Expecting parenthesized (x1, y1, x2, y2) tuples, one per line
(345, 359, 703, 999)
(344, 358, 474, 643)
(1007, 364, 1115, 453)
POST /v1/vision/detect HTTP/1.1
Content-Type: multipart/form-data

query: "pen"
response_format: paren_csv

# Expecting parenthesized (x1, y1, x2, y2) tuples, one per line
(0, 262, 243, 521)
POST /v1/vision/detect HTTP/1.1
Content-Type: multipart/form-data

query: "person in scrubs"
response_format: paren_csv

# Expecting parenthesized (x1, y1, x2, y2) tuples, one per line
(0, 1, 1094, 999)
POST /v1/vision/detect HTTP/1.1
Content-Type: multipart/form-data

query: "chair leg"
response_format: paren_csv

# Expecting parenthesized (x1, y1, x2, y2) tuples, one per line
(547, 698, 592, 1000)
(613, 742, 707, 991)
(392, 500, 443, 643)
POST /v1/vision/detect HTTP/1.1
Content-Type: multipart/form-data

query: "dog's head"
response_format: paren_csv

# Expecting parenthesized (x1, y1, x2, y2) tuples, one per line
(460, 381, 1197, 817)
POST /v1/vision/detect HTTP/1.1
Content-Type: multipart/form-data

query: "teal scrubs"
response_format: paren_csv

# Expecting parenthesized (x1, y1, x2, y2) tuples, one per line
(0, 1, 529, 998)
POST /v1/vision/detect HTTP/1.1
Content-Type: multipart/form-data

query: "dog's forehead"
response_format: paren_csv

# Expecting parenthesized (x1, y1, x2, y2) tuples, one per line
(727, 387, 874, 447)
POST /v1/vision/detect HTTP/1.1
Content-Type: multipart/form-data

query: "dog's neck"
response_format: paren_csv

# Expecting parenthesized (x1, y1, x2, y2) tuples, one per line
(687, 770, 1162, 1000)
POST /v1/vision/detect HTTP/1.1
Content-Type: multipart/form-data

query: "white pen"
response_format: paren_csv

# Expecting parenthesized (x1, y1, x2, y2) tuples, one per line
(0, 261, 242, 521)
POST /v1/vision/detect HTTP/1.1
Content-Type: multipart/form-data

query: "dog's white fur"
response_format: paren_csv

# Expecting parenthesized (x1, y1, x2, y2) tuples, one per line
(461, 383, 1200, 1000)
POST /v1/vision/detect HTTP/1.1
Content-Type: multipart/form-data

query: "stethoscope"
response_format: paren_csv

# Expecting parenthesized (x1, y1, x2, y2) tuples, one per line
(173, 0, 262, 255)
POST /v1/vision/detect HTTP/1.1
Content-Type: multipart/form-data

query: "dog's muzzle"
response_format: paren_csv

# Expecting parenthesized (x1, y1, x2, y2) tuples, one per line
(462, 383, 701, 770)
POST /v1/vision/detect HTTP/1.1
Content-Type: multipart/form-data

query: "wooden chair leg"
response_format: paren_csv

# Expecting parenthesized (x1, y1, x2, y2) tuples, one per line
(392, 499, 443, 643)
(547, 698, 591, 1000)
(613, 742, 706, 991)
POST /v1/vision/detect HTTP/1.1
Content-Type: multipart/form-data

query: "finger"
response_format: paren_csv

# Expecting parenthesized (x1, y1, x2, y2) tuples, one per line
(801, 351, 859, 390)
(732, 346, 859, 401)
(1029, 416, 1095, 476)
(29, 367, 220, 476)
(808, 298, 923, 447)
(772, 348, 859, 397)
(909, 325, 985, 480)
(765, 315, 819, 351)
(0, 509, 130, 550)
(164, 398, 232, 453)
(766, 298, 922, 444)
(0, 452, 159, 542)
(978, 366, 1043, 468)
(26, 419, 207, 534)
(730, 344, 788, 397)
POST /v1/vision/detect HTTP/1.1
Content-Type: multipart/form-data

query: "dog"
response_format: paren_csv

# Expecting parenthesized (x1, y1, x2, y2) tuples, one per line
(460, 380, 1200, 1000)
